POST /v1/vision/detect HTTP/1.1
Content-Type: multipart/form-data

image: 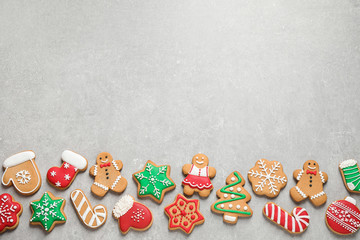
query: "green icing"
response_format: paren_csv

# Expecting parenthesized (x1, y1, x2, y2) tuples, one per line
(342, 165, 360, 191)
(134, 162, 175, 200)
(214, 172, 251, 215)
(30, 192, 66, 231)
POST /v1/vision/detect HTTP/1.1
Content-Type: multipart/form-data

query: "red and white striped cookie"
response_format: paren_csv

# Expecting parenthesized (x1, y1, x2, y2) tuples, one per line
(263, 202, 310, 234)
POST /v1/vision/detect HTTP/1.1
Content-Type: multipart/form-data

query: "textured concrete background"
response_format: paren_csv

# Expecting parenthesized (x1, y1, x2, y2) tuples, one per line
(1, 0, 360, 239)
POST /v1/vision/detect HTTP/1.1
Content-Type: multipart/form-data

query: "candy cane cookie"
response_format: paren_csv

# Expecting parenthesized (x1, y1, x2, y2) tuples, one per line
(70, 189, 107, 229)
(263, 202, 310, 234)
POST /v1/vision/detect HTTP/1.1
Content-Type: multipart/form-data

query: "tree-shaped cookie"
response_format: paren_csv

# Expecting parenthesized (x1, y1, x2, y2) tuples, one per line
(211, 171, 253, 224)
(248, 159, 287, 198)
(133, 160, 176, 203)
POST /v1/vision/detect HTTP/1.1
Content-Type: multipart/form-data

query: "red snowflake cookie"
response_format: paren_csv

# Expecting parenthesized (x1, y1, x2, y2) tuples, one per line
(0, 193, 23, 233)
(164, 194, 204, 234)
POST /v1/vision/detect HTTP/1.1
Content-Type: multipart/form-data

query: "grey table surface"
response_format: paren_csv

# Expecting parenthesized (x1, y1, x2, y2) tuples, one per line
(1, 0, 360, 239)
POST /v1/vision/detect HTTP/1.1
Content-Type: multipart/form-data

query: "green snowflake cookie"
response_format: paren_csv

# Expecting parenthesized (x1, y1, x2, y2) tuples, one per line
(133, 160, 176, 203)
(30, 192, 66, 232)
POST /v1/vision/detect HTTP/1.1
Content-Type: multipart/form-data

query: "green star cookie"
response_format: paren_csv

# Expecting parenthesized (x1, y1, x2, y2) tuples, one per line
(133, 160, 176, 203)
(30, 192, 66, 232)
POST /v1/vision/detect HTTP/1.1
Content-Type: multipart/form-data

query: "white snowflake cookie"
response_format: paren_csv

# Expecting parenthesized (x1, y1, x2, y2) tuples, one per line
(248, 159, 287, 197)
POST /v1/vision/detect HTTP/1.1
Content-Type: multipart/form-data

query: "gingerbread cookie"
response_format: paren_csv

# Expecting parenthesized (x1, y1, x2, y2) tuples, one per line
(263, 202, 310, 234)
(47, 150, 88, 190)
(211, 171, 253, 224)
(70, 189, 107, 229)
(290, 160, 328, 206)
(112, 195, 153, 234)
(30, 191, 66, 232)
(182, 153, 216, 197)
(2, 150, 42, 195)
(325, 197, 360, 235)
(339, 159, 360, 193)
(89, 152, 127, 197)
(247, 159, 287, 197)
(133, 160, 176, 203)
(164, 194, 205, 234)
(0, 193, 23, 234)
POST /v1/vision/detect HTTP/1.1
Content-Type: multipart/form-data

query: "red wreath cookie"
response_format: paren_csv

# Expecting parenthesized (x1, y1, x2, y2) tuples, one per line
(47, 150, 88, 190)
(164, 194, 205, 234)
(112, 195, 153, 234)
(0, 193, 23, 234)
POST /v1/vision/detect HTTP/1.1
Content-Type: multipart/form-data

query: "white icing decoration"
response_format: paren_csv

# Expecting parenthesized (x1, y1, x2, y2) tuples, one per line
(64, 174, 71, 181)
(295, 186, 307, 198)
(236, 205, 241, 209)
(93, 165, 98, 176)
(224, 215, 237, 222)
(345, 197, 356, 205)
(113, 195, 134, 218)
(310, 191, 325, 200)
(0, 195, 17, 223)
(231, 177, 236, 181)
(319, 171, 325, 183)
(112, 160, 120, 171)
(3, 151, 35, 168)
(231, 194, 235, 199)
(220, 204, 224, 209)
(229, 204, 233, 208)
(237, 187, 241, 192)
(229, 187, 233, 191)
(111, 175, 122, 190)
(15, 170, 31, 184)
(50, 171, 56, 177)
(64, 163, 70, 169)
(340, 159, 357, 169)
(94, 182, 109, 191)
(296, 170, 304, 181)
(248, 159, 287, 195)
(244, 206, 248, 211)
(62, 150, 88, 170)
(224, 194, 228, 198)
(55, 181, 61, 187)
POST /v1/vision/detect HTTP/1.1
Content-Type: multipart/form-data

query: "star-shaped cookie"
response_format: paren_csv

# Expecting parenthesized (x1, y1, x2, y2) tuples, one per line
(133, 160, 176, 203)
(164, 194, 204, 234)
(30, 192, 66, 232)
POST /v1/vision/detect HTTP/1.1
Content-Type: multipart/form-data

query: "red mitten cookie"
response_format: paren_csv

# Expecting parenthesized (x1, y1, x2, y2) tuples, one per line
(47, 150, 88, 189)
(0, 193, 23, 234)
(325, 197, 360, 235)
(112, 195, 153, 234)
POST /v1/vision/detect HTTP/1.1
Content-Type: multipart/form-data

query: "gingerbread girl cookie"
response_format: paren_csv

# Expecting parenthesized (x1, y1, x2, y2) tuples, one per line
(290, 160, 328, 207)
(89, 152, 127, 197)
(182, 153, 216, 197)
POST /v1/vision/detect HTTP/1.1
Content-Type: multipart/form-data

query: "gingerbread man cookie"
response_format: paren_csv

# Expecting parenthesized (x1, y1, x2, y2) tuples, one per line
(89, 152, 127, 197)
(290, 160, 328, 207)
(182, 153, 216, 197)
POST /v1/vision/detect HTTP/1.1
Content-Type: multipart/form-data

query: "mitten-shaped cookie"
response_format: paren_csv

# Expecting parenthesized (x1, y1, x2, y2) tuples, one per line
(290, 160, 328, 207)
(2, 151, 41, 195)
(112, 195, 153, 234)
(182, 153, 216, 197)
(89, 152, 127, 197)
(47, 150, 88, 190)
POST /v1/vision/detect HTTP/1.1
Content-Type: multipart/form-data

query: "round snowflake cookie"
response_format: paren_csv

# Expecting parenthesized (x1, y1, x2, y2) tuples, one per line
(325, 197, 360, 235)
(247, 159, 287, 197)
(0, 193, 23, 234)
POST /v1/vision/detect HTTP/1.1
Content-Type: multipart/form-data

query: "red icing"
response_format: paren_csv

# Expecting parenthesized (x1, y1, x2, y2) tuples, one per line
(172, 209, 177, 214)
(0, 193, 22, 233)
(182, 175, 213, 190)
(164, 194, 204, 234)
(118, 201, 152, 233)
(326, 199, 360, 235)
(263, 203, 310, 233)
(47, 162, 78, 189)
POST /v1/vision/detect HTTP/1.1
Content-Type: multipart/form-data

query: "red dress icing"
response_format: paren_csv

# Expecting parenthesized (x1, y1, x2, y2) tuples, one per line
(118, 201, 152, 233)
(47, 162, 78, 189)
(326, 198, 360, 235)
(164, 194, 204, 234)
(0, 193, 22, 233)
(182, 165, 213, 190)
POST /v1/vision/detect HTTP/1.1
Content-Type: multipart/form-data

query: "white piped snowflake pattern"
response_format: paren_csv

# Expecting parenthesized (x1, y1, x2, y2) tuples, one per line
(0, 195, 18, 224)
(15, 170, 31, 184)
(248, 159, 287, 196)
(130, 208, 146, 222)
(50, 171, 56, 177)
(64, 174, 71, 181)
(64, 163, 70, 169)
(55, 181, 61, 187)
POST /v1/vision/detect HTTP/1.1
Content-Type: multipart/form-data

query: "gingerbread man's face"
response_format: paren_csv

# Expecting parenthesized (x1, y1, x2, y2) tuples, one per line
(303, 160, 318, 171)
(192, 154, 209, 168)
(96, 152, 113, 165)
